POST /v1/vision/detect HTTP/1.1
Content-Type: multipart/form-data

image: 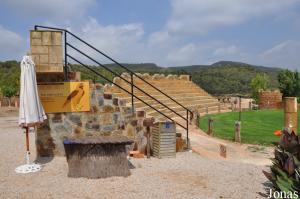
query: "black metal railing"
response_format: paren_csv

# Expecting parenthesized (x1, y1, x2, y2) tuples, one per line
(34, 25, 192, 144)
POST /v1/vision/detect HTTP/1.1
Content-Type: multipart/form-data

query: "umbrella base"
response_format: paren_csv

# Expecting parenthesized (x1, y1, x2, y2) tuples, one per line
(15, 151, 41, 174)
(15, 163, 41, 174)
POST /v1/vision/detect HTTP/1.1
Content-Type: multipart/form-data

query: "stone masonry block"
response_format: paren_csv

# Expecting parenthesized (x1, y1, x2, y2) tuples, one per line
(48, 46, 62, 64)
(31, 45, 48, 54)
(31, 38, 42, 46)
(52, 32, 62, 45)
(31, 31, 42, 39)
(39, 54, 49, 64)
(31, 55, 40, 65)
(42, 32, 52, 45)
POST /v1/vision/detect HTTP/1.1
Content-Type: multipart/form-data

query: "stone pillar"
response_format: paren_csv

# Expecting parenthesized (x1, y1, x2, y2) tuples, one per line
(235, 121, 241, 143)
(30, 30, 63, 74)
(284, 97, 298, 134)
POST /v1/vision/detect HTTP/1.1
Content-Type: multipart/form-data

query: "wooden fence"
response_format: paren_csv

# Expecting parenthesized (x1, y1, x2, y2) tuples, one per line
(0, 97, 20, 107)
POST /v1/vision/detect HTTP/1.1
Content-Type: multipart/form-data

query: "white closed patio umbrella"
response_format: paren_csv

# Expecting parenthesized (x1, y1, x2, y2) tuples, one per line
(15, 55, 47, 174)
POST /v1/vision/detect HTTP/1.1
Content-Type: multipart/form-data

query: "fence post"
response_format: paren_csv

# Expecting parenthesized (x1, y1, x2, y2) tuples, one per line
(235, 121, 241, 143)
(218, 103, 221, 113)
(196, 112, 200, 128)
(208, 118, 213, 136)
(206, 106, 209, 114)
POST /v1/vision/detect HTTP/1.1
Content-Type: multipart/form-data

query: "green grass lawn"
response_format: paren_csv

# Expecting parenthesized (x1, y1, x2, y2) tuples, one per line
(199, 109, 300, 146)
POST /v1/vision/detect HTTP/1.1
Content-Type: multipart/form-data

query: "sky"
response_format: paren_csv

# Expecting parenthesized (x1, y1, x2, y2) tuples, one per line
(1, 0, 300, 70)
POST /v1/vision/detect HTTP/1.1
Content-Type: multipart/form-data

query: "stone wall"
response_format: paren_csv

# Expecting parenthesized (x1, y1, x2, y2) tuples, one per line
(36, 83, 147, 156)
(30, 30, 63, 73)
(258, 90, 282, 109)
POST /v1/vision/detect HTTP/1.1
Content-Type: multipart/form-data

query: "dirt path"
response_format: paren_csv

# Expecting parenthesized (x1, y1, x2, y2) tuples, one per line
(0, 110, 271, 198)
(176, 119, 273, 166)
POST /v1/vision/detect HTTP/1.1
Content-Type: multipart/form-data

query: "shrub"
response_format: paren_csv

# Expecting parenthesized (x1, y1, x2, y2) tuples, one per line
(263, 129, 300, 194)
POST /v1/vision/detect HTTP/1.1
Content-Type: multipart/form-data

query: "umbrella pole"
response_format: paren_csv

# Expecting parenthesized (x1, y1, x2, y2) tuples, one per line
(25, 127, 30, 164)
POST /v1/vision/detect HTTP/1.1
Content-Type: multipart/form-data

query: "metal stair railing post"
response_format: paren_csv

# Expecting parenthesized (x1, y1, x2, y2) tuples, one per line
(131, 73, 134, 115)
(186, 109, 189, 148)
(64, 31, 68, 80)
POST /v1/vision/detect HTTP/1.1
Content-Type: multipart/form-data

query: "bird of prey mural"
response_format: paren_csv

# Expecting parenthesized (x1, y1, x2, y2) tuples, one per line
(63, 83, 85, 110)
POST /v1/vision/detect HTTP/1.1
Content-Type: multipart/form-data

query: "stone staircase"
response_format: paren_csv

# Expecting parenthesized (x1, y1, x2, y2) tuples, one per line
(107, 73, 229, 126)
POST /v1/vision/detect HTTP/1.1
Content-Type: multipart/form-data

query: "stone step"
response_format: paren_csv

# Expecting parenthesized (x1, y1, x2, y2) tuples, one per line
(114, 89, 208, 97)
(146, 102, 221, 117)
(114, 82, 204, 90)
(131, 97, 217, 108)
(115, 92, 212, 102)
(134, 99, 219, 112)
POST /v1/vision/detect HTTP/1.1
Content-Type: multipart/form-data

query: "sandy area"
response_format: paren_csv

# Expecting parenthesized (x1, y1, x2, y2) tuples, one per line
(0, 108, 271, 199)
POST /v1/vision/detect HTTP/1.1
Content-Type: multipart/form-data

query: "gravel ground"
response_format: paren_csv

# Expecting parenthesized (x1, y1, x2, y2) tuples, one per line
(0, 113, 271, 199)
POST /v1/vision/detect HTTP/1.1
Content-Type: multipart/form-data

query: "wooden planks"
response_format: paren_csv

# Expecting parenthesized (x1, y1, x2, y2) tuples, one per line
(152, 121, 176, 158)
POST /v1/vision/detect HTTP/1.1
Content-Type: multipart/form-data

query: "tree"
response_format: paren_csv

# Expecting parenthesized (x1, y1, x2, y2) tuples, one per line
(278, 70, 300, 102)
(250, 73, 269, 103)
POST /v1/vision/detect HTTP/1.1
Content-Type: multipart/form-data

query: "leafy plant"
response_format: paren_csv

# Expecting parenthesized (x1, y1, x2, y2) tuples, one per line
(251, 73, 269, 103)
(263, 129, 300, 196)
(278, 70, 300, 98)
(1, 86, 17, 98)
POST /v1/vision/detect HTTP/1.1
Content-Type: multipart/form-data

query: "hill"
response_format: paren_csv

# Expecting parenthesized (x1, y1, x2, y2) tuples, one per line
(94, 61, 280, 95)
(0, 60, 281, 96)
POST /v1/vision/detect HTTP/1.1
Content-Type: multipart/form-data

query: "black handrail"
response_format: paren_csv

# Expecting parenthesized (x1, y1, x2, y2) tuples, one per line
(67, 54, 187, 129)
(34, 25, 190, 144)
(34, 25, 191, 114)
(67, 42, 186, 120)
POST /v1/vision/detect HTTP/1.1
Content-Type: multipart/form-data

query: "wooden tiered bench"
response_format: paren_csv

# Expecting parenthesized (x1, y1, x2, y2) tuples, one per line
(63, 136, 133, 179)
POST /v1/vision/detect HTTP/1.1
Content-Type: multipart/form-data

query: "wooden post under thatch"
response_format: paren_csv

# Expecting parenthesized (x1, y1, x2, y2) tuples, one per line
(64, 136, 133, 179)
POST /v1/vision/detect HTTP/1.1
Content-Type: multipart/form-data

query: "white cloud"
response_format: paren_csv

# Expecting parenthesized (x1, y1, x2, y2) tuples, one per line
(167, 0, 299, 35)
(2, 0, 96, 21)
(260, 40, 300, 70)
(213, 45, 239, 56)
(0, 26, 26, 60)
(0, 1, 299, 70)
(166, 43, 197, 65)
(68, 18, 146, 64)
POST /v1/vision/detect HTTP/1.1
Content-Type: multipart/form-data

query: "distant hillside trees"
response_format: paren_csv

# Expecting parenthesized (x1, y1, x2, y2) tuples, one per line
(0, 60, 282, 97)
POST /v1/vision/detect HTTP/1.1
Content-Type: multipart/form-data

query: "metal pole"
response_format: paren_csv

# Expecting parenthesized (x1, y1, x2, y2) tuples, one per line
(64, 31, 68, 81)
(25, 127, 30, 164)
(25, 127, 29, 152)
(146, 126, 150, 159)
(239, 96, 242, 121)
(131, 73, 134, 115)
(186, 109, 189, 148)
